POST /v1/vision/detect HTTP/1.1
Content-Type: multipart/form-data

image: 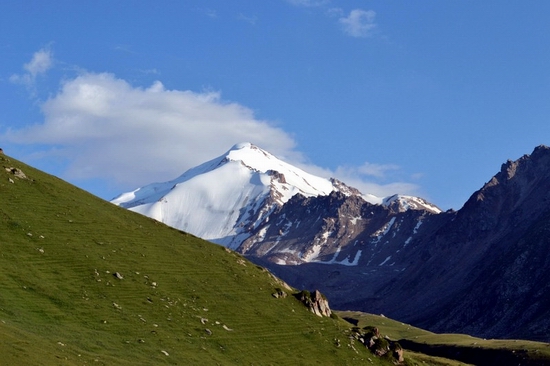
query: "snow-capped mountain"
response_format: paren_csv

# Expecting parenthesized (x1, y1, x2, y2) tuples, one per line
(114, 143, 550, 341)
(112, 142, 440, 252)
(113, 142, 338, 248)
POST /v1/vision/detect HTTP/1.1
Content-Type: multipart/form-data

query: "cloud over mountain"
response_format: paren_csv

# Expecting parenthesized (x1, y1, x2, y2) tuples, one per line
(5, 72, 297, 188)
(4, 50, 421, 199)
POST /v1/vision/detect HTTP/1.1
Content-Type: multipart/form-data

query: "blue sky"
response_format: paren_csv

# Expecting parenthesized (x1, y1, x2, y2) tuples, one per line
(2, 1, 550, 210)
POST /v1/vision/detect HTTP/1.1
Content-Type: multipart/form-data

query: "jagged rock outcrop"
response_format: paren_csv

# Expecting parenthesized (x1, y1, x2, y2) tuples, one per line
(271, 288, 287, 298)
(243, 190, 438, 267)
(296, 290, 332, 317)
(5, 167, 27, 179)
(350, 326, 405, 363)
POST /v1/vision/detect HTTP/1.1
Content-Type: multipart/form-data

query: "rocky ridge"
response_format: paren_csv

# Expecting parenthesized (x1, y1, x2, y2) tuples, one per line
(262, 145, 550, 341)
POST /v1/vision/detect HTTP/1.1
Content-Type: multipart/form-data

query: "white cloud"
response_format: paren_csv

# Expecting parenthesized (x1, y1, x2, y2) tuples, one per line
(289, 3, 379, 39)
(292, 163, 421, 198)
(24, 48, 53, 76)
(4, 70, 420, 199)
(356, 162, 399, 178)
(339, 9, 377, 38)
(4, 72, 297, 189)
(346, 179, 420, 199)
(10, 47, 54, 90)
(331, 164, 421, 198)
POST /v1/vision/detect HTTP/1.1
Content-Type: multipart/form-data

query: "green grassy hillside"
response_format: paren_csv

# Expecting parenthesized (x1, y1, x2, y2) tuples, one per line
(0, 154, 392, 365)
(337, 311, 550, 366)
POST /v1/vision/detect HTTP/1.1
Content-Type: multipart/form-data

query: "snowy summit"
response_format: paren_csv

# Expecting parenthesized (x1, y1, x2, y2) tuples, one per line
(112, 142, 440, 249)
(112, 143, 339, 247)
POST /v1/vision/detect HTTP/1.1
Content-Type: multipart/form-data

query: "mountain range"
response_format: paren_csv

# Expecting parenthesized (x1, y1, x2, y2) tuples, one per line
(113, 143, 550, 342)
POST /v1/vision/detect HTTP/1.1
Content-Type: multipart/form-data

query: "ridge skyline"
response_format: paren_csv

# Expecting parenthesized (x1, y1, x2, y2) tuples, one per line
(113, 141, 425, 207)
(111, 141, 440, 251)
(4, 2, 550, 212)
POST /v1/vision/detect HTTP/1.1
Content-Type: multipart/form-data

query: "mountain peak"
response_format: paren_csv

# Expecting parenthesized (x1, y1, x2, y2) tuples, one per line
(498, 144, 550, 180)
(113, 143, 440, 249)
(112, 143, 337, 247)
(226, 142, 263, 161)
(231, 141, 253, 150)
(382, 194, 442, 214)
(531, 144, 550, 155)
(219, 142, 336, 199)
(460, 144, 550, 232)
(224, 142, 282, 170)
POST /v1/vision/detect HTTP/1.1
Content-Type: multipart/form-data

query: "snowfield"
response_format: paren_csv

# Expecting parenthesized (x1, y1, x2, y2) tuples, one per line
(112, 142, 440, 259)
(112, 143, 340, 245)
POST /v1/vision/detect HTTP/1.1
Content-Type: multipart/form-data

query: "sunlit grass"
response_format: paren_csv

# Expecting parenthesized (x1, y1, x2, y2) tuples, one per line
(0, 155, 391, 365)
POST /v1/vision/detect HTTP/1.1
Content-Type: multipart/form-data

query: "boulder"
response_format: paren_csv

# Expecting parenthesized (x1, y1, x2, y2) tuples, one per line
(5, 167, 27, 179)
(272, 288, 287, 298)
(296, 290, 332, 317)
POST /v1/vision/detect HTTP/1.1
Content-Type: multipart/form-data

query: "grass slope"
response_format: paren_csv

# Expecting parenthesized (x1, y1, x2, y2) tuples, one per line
(337, 311, 550, 366)
(0, 154, 390, 365)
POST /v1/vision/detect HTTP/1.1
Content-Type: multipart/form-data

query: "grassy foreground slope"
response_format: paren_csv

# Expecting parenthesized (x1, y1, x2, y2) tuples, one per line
(0, 154, 388, 366)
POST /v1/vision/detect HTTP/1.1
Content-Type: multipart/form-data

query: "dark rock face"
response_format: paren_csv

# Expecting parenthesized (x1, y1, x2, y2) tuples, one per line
(242, 145, 550, 341)
(406, 145, 550, 340)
